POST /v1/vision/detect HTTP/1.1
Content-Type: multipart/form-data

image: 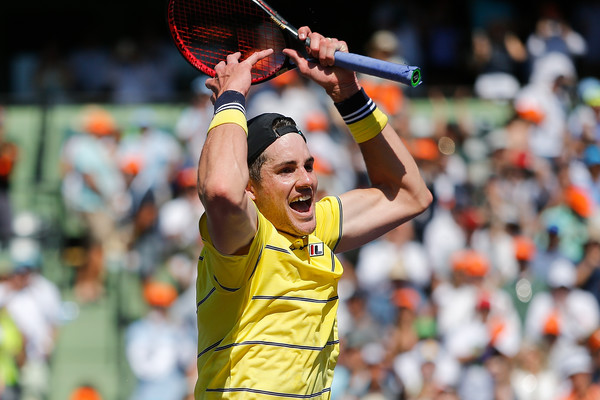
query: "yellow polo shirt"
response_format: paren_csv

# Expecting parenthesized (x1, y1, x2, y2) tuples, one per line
(195, 196, 344, 399)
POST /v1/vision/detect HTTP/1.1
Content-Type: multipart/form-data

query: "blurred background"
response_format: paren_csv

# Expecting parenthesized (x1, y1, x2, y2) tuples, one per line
(2, 0, 599, 99)
(2, 0, 600, 399)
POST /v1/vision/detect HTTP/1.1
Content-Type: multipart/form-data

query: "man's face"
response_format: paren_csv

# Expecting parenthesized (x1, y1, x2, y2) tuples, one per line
(248, 134, 318, 237)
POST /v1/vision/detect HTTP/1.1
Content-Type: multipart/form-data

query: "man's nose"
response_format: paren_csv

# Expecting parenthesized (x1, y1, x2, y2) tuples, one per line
(297, 168, 314, 186)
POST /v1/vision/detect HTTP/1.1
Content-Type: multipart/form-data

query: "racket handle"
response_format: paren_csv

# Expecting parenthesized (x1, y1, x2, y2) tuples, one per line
(333, 52, 422, 87)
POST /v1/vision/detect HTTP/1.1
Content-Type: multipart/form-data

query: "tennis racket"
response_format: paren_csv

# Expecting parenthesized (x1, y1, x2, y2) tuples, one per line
(167, 0, 422, 87)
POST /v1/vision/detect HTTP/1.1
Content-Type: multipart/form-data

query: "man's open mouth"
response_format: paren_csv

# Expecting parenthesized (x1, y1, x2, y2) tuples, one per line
(290, 195, 312, 213)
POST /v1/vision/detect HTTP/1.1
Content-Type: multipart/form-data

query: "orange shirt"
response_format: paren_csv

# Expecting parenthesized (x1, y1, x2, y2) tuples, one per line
(560, 384, 600, 400)
(361, 79, 404, 116)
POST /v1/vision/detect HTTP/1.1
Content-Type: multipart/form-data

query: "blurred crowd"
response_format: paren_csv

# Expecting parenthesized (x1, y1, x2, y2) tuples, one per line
(5, 1, 600, 104)
(1, 1, 600, 400)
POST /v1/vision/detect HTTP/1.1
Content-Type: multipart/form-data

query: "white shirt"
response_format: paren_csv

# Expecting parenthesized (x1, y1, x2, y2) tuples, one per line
(0, 274, 62, 360)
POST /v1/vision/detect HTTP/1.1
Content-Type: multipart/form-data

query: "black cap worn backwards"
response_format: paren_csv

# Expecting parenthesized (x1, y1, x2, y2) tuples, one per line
(247, 113, 306, 166)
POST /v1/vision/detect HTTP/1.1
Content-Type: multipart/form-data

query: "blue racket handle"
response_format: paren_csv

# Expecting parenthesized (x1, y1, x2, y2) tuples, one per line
(333, 52, 422, 87)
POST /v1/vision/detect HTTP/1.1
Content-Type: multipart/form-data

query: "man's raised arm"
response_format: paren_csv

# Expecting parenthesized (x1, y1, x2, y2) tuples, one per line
(197, 50, 273, 255)
(284, 27, 432, 252)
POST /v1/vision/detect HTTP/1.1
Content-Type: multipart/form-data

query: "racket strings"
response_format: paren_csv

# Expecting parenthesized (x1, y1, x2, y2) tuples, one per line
(169, 0, 288, 82)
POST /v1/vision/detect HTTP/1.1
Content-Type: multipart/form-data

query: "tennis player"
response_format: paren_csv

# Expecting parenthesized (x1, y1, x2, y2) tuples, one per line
(195, 26, 432, 399)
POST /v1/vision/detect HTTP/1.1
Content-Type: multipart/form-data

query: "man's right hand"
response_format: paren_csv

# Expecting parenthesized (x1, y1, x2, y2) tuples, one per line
(205, 49, 274, 102)
(283, 27, 360, 103)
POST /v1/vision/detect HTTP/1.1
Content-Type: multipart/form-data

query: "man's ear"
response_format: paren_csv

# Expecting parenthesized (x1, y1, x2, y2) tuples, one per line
(246, 182, 257, 201)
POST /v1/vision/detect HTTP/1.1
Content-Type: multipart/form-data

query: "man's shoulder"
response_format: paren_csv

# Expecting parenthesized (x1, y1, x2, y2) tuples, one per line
(315, 196, 342, 219)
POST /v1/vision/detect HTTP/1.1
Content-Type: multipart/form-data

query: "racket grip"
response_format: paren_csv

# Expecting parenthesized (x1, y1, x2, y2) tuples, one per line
(334, 52, 422, 87)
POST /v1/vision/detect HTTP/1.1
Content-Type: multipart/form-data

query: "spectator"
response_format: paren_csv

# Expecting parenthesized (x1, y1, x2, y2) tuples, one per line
(576, 239, 600, 307)
(587, 328, 600, 383)
(385, 286, 423, 356)
(0, 238, 62, 400)
(125, 280, 195, 400)
(422, 0, 468, 85)
(340, 289, 383, 351)
(126, 191, 164, 282)
(60, 105, 129, 301)
(511, 341, 560, 400)
(67, 31, 112, 100)
(331, 337, 371, 399)
(436, 249, 521, 364)
(136, 29, 180, 103)
(502, 235, 547, 325)
(33, 41, 74, 103)
(0, 107, 18, 248)
(573, 2, 600, 76)
(117, 108, 182, 206)
(434, 249, 483, 335)
(166, 253, 198, 342)
(0, 252, 25, 400)
(483, 115, 550, 235)
(423, 188, 468, 282)
(555, 345, 600, 400)
(354, 220, 431, 326)
(540, 181, 593, 263)
(525, 4, 587, 67)
(107, 38, 177, 104)
(577, 145, 600, 205)
(471, 217, 521, 286)
(393, 337, 461, 399)
(469, 17, 527, 100)
(484, 349, 517, 400)
(368, 1, 424, 68)
(158, 167, 205, 256)
(174, 76, 213, 166)
(530, 225, 567, 282)
(359, 30, 407, 117)
(514, 52, 576, 164)
(568, 78, 600, 144)
(525, 258, 600, 345)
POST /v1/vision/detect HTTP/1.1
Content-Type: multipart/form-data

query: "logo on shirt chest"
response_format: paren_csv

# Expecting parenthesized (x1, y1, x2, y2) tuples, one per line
(309, 242, 325, 257)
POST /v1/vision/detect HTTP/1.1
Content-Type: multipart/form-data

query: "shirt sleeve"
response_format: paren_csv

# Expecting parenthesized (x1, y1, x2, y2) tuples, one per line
(198, 208, 267, 291)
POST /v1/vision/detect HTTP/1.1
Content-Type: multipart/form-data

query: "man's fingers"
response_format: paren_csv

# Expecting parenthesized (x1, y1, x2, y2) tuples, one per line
(301, 33, 345, 67)
(307, 32, 325, 54)
(245, 48, 274, 65)
(226, 52, 242, 63)
(297, 26, 312, 41)
(214, 60, 226, 71)
(282, 49, 308, 70)
(319, 37, 341, 66)
(204, 77, 219, 103)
